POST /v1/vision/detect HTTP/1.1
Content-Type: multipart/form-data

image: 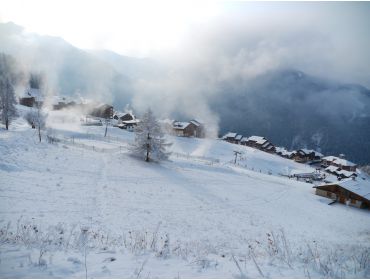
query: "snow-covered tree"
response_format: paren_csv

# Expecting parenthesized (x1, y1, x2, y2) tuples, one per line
(25, 106, 46, 142)
(0, 77, 17, 130)
(0, 54, 18, 130)
(131, 108, 171, 162)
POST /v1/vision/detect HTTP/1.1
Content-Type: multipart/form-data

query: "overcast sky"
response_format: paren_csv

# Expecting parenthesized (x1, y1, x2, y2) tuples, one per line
(0, 0, 369, 86)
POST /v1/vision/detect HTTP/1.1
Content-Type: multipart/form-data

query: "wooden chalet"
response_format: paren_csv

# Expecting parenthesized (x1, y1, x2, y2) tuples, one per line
(322, 156, 357, 172)
(234, 134, 243, 144)
(19, 88, 43, 108)
(240, 137, 249, 145)
(172, 120, 204, 138)
(222, 132, 238, 143)
(114, 112, 135, 122)
(294, 149, 323, 163)
(314, 178, 370, 209)
(243, 136, 275, 153)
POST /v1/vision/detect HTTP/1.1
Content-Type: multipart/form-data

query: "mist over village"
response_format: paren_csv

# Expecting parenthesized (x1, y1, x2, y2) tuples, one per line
(0, 1, 370, 279)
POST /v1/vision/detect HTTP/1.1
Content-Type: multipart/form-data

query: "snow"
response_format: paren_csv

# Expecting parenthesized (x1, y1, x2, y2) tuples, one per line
(0, 108, 370, 278)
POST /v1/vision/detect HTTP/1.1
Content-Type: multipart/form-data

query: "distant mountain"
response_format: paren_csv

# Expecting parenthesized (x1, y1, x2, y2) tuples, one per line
(212, 69, 370, 164)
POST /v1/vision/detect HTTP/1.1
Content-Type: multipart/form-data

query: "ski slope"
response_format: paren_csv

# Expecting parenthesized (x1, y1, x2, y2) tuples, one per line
(0, 109, 369, 278)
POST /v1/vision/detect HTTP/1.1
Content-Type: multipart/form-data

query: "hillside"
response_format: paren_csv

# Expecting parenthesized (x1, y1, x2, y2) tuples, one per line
(213, 69, 370, 165)
(0, 107, 369, 278)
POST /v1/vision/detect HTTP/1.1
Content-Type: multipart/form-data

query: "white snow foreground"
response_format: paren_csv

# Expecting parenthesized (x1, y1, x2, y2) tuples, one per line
(0, 113, 369, 278)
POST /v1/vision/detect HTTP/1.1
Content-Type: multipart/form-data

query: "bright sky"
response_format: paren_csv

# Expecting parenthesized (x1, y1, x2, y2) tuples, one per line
(0, 0, 223, 56)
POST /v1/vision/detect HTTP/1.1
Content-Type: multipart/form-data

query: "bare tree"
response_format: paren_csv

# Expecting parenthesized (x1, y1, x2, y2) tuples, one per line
(131, 108, 171, 162)
(25, 105, 46, 142)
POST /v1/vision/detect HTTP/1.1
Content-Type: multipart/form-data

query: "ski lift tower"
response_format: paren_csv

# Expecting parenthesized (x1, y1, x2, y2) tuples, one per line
(233, 150, 242, 165)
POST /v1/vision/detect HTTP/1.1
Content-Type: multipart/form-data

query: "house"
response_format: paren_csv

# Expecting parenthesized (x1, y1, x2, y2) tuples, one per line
(314, 178, 370, 209)
(172, 120, 204, 138)
(234, 134, 243, 144)
(19, 88, 43, 107)
(113, 112, 135, 122)
(222, 132, 238, 143)
(239, 137, 249, 146)
(243, 136, 276, 153)
(275, 147, 297, 159)
(90, 103, 114, 119)
(322, 156, 357, 172)
(294, 149, 323, 163)
(325, 166, 357, 179)
(117, 119, 140, 131)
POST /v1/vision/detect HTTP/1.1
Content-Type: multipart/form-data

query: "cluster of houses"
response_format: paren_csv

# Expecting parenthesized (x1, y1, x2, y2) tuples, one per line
(19, 86, 206, 137)
(221, 131, 370, 209)
(19, 87, 114, 119)
(221, 132, 358, 179)
(222, 133, 275, 153)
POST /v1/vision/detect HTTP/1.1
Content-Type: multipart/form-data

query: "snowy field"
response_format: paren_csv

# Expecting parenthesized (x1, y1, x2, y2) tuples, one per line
(0, 108, 369, 278)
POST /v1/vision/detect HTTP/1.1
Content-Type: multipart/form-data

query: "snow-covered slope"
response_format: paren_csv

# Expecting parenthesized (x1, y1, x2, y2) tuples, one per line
(1, 109, 369, 278)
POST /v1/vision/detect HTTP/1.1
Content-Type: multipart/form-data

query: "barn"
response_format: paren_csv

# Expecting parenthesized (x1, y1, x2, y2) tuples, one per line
(314, 178, 370, 209)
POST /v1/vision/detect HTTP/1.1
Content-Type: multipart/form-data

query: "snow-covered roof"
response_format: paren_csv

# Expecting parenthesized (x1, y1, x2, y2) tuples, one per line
(22, 87, 43, 101)
(325, 166, 339, 173)
(248, 136, 267, 145)
(323, 156, 356, 167)
(173, 121, 190, 130)
(222, 132, 237, 139)
(299, 149, 323, 157)
(336, 170, 357, 178)
(276, 147, 296, 156)
(319, 179, 370, 200)
(262, 142, 270, 148)
(189, 120, 201, 127)
(235, 135, 243, 141)
(240, 137, 249, 142)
